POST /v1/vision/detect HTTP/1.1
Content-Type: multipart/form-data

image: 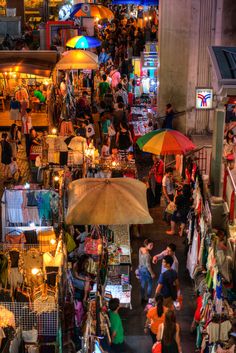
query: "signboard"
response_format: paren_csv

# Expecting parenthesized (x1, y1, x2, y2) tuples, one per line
(196, 88, 213, 109)
(141, 51, 158, 70)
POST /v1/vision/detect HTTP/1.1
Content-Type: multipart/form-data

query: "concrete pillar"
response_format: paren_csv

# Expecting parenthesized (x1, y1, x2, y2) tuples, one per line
(158, 0, 191, 134)
(210, 107, 225, 196)
(6, 0, 24, 29)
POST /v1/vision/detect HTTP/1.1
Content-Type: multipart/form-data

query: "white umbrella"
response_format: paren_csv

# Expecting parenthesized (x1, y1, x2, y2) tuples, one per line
(66, 178, 153, 225)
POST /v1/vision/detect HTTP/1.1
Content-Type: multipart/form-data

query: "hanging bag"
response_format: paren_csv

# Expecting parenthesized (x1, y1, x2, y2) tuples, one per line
(84, 226, 102, 255)
(152, 323, 164, 353)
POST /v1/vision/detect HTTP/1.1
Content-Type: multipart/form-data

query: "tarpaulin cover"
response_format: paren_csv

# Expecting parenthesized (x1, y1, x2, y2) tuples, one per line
(66, 178, 153, 225)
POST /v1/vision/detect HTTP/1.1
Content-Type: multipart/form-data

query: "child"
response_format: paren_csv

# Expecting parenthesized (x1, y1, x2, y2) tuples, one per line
(108, 298, 124, 353)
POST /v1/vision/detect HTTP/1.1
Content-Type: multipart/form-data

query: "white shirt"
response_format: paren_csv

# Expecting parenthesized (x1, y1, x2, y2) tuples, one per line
(156, 249, 179, 273)
(21, 115, 32, 134)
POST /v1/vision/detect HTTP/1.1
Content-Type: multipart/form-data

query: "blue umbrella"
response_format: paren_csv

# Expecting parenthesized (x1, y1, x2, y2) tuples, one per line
(66, 36, 101, 49)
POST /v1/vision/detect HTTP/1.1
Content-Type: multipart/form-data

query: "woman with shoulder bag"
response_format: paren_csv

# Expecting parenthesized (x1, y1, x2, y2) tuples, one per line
(155, 310, 182, 353)
(139, 238, 155, 304)
(145, 294, 168, 344)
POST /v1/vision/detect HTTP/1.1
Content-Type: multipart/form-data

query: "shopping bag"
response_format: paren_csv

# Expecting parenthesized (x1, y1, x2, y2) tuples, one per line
(152, 341, 162, 353)
(108, 125, 116, 137)
(165, 201, 176, 215)
(84, 237, 102, 255)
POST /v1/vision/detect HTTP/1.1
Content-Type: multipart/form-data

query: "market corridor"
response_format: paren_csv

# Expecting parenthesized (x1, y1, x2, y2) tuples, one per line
(122, 207, 196, 352)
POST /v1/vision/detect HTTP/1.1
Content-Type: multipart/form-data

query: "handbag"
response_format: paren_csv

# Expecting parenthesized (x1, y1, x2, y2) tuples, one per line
(152, 323, 164, 353)
(84, 227, 102, 255)
(85, 257, 98, 275)
(108, 125, 116, 137)
(165, 201, 176, 215)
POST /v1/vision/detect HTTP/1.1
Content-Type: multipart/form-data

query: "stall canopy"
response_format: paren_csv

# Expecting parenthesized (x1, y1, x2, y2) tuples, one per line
(55, 50, 98, 70)
(0, 51, 58, 77)
(70, 4, 114, 20)
(66, 178, 153, 225)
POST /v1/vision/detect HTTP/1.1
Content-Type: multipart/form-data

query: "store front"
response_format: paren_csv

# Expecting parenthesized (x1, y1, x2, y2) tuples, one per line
(0, 50, 58, 128)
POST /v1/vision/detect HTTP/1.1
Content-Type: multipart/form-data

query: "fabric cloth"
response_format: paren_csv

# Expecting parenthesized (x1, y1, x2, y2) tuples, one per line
(206, 320, 232, 343)
(43, 252, 63, 271)
(6, 190, 24, 223)
(38, 229, 56, 252)
(109, 311, 124, 344)
(6, 233, 26, 245)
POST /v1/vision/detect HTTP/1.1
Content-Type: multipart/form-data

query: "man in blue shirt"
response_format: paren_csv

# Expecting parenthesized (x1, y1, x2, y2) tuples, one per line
(155, 255, 180, 308)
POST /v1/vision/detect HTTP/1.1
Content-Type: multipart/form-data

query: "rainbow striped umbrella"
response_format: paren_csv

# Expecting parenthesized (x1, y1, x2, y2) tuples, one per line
(137, 129, 195, 155)
(66, 36, 101, 49)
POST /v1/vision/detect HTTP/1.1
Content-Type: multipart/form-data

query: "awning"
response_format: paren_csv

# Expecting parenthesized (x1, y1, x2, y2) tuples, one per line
(55, 50, 98, 70)
(209, 46, 236, 96)
(0, 51, 58, 77)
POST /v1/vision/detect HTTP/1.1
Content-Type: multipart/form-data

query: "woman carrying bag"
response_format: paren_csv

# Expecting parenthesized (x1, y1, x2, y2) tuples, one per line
(138, 238, 155, 304)
(154, 310, 182, 353)
(145, 294, 168, 344)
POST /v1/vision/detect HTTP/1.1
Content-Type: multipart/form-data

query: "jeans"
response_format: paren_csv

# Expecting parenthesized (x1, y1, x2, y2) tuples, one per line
(139, 266, 153, 299)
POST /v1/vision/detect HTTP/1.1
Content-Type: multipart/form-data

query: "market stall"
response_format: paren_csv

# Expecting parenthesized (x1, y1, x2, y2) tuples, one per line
(65, 177, 152, 352)
(0, 185, 65, 353)
(0, 51, 57, 120)
(185, 174, 236, 352)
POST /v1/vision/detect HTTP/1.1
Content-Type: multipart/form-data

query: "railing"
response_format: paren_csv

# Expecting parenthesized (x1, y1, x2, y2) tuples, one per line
(223, 166, 236, 224)
(165, 145, 212, 177)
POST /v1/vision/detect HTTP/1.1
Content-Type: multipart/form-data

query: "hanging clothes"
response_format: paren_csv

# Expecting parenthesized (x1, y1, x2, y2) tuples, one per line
(6, 190, 24, 224)
(187, 228, 200, 278)
(36, 191, 52, 222)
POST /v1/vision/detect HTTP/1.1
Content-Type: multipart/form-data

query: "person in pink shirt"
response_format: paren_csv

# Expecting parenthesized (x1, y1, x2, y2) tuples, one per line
(109, 66, 121, 90)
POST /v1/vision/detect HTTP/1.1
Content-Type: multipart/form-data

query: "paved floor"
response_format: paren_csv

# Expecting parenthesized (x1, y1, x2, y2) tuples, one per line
(121, 207, 196, 353)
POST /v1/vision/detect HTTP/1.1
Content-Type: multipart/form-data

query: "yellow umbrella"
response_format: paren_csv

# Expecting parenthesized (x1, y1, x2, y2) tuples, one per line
(71, 4, 114, 21)
(66, 178, 153, 225)
(55, 50, 98, 70)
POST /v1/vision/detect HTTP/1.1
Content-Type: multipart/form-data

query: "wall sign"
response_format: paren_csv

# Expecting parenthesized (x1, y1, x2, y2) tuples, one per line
(196, 88, 213, 109)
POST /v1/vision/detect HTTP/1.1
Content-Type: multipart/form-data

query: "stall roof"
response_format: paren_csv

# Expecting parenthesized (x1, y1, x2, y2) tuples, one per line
(0, 51, 58, 77)
(55, 50, 98, 70)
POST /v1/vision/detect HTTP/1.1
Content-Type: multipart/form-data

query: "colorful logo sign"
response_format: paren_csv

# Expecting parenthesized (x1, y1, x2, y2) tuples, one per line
(196, 88, 213, 109)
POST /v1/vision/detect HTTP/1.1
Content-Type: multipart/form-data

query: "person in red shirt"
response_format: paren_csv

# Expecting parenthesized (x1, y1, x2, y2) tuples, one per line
(149, 155, 164, 206)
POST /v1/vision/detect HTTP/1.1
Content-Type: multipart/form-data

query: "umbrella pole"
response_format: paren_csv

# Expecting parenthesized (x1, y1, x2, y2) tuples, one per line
(164, 154, 166, 173)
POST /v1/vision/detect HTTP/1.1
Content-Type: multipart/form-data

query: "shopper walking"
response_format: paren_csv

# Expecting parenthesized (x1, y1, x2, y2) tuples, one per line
(155, 255, 179, 308)
(148, 155, 164, 206)
(116, 121, 133, 160)
(156, 310, 182, 353)
(109, 298, 125, 353)
(9, 123, 21, 158)
(21, 108, 32, 158)
(0, 133, 12, 178)
(138, 238, 155, 303)
(145, 294, 168, 344)
(153, 243, 179, 273)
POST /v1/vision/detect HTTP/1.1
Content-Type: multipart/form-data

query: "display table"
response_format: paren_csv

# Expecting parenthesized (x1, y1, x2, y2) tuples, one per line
(106, 225, 132, 308)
